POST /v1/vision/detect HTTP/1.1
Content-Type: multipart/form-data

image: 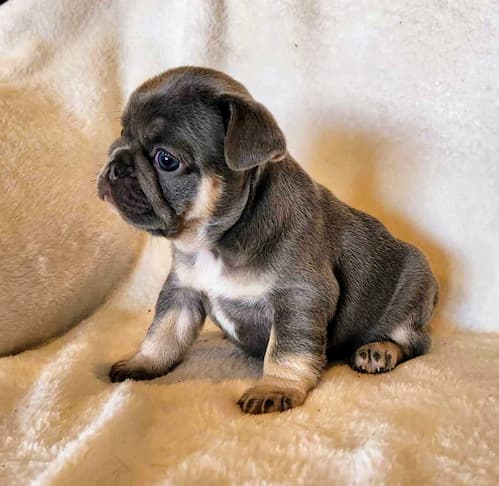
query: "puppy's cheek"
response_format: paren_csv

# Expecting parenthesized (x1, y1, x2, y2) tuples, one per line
(103, 196, 120, 216)
(173, 175, 223, 249)
(110, 179, 158, 222)
(113, 178, 148, 208)
(184, 175, 223, 222)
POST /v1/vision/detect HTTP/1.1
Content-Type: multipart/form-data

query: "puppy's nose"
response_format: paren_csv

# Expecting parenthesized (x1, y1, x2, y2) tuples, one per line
(108, 161, 130, 183)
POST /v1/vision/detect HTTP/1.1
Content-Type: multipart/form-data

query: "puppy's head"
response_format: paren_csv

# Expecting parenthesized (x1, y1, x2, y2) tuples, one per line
(97, 66, 287, 241)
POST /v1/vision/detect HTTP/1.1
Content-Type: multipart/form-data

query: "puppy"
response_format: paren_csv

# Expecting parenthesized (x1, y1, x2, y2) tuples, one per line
(97, 67, 438, 414)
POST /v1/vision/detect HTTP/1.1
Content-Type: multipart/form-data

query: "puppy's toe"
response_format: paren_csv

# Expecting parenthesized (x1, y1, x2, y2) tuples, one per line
(109, 357, 159, 382)
(351, 342, 402, 374)
(237, 384, 305, 414)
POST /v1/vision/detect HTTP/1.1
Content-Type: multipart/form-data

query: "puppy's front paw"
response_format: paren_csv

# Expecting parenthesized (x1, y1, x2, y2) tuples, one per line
(351, 341, 402, 374)
(109, 356, 160, 382)
(237, 384, 306, 414)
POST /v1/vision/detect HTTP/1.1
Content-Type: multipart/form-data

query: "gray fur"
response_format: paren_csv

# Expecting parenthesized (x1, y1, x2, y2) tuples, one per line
(97, 66, 438, 411)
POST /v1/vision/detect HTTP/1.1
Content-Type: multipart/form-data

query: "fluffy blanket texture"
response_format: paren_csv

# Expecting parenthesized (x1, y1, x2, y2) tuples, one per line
(1, 243, 499, 485)
(1, 0, 499, 484)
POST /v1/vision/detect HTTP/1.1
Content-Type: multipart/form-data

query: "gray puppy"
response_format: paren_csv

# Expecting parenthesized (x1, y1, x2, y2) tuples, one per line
(97, 66, 438, 415)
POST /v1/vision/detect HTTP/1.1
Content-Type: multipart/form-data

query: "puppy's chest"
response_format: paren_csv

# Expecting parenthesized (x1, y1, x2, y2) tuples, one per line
(175, 249, 273, 344)
(175, 249, 272, 300)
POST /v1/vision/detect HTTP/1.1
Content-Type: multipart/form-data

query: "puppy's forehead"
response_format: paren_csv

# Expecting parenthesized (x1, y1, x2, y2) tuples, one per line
(122, 66, 251, 129)
(135, 66, 250, 98)
(122, 93, 214, 149)
(122, 92, 183, 132)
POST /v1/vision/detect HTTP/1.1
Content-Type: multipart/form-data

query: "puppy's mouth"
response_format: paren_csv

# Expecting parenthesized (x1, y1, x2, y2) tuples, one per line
(97, 167, 175, 237)
(97, 177, 116, 207)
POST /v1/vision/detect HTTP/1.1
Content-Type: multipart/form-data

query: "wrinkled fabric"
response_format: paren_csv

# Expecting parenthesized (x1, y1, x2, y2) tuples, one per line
(1, 0, 499, 484)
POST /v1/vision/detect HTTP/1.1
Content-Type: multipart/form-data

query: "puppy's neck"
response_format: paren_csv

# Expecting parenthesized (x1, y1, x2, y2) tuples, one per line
(171, 166, 261, 256)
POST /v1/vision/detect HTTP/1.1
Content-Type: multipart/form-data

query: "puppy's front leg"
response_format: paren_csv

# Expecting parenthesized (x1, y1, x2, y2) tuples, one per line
(110, 274, 205, 382)
(238, 289, 333, 414)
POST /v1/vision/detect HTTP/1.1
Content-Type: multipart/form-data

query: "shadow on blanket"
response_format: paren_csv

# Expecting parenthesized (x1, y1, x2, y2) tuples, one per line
(307, 126, 457, 333)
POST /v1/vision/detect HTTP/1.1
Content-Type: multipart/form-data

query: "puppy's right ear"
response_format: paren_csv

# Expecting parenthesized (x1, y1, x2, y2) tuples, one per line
(220, 95, 287, 171)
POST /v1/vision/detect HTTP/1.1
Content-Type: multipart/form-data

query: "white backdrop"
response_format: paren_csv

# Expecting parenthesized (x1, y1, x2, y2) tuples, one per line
(1, 0, 498, 337)
(115, 0, 499, 331)
(1, 3, 499, 482)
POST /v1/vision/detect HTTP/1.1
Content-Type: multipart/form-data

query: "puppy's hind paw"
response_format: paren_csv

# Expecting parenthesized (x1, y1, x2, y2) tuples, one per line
(351, 341, 402, 374)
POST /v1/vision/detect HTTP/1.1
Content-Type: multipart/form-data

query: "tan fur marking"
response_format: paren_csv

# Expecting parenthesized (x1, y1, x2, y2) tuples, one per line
(111, 307, 203, 378)
(262, 326, 322, 392)
(238, 326, 324, 414)
(173, 175, 222, 252)
(140, 308, 201, 366)
(263, 355, 322, 393)
(185, 174, 222, 222)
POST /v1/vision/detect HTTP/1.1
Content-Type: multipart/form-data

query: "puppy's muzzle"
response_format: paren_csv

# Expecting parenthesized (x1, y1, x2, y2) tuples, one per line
(133, 152, 179, 234)
(97, 147, 180, 236)
(97, 148, 134, 202)
(108, 158, 133, 183)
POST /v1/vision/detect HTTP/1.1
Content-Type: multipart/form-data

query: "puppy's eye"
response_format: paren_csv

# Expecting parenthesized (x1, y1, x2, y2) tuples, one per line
(154, 149, 181, 172)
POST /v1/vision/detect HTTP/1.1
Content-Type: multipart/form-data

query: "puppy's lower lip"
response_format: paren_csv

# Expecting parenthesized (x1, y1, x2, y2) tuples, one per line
(103, 194, 120, 216)
(98, 185, 119, 212)
(98, 181, 115, 206)
(97, 176, 113, 203)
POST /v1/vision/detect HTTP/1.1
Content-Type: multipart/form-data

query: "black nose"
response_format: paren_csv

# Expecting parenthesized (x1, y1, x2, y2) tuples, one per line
(108, 161, 130, 183)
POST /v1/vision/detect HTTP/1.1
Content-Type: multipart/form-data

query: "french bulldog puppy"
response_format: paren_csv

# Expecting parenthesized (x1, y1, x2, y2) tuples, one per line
(97, 66, 438, 414)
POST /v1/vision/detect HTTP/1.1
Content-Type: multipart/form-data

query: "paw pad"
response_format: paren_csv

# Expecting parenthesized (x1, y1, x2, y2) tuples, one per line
(352, 342, 401, 374)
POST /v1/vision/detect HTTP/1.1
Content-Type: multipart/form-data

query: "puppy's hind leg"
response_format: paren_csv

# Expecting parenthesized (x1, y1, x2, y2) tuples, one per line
(351, 323, 432, 374)
(110, 274, 205, 382)
(351, 254, 437, 374)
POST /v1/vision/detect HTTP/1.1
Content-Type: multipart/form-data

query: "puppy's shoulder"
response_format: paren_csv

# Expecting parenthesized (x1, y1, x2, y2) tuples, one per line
(262, 157, 322, 210)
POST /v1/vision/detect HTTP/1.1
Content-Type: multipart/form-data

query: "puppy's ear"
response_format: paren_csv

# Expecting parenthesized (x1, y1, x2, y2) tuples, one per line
(221, 96, 287, 171)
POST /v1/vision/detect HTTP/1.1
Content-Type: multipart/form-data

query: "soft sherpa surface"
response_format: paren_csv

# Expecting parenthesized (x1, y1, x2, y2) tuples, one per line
(1, 309, 499, 483)
(1, 1, 499, 484)
(1, 241, 499, 485)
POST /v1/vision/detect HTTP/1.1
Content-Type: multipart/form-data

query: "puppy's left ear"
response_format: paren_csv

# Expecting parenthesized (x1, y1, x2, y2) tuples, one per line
(221, 95, 287, 171)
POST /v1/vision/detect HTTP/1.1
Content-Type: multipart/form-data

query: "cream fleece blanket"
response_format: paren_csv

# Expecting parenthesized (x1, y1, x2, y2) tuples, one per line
(1, 1, 499, 484)
(1, 244, 499, 484)
(0, 241, 499, 485)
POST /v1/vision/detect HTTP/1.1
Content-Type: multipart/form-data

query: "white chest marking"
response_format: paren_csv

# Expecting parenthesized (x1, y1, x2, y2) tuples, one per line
(175, 249, 273, 301)
(210, 300, 239, 342)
